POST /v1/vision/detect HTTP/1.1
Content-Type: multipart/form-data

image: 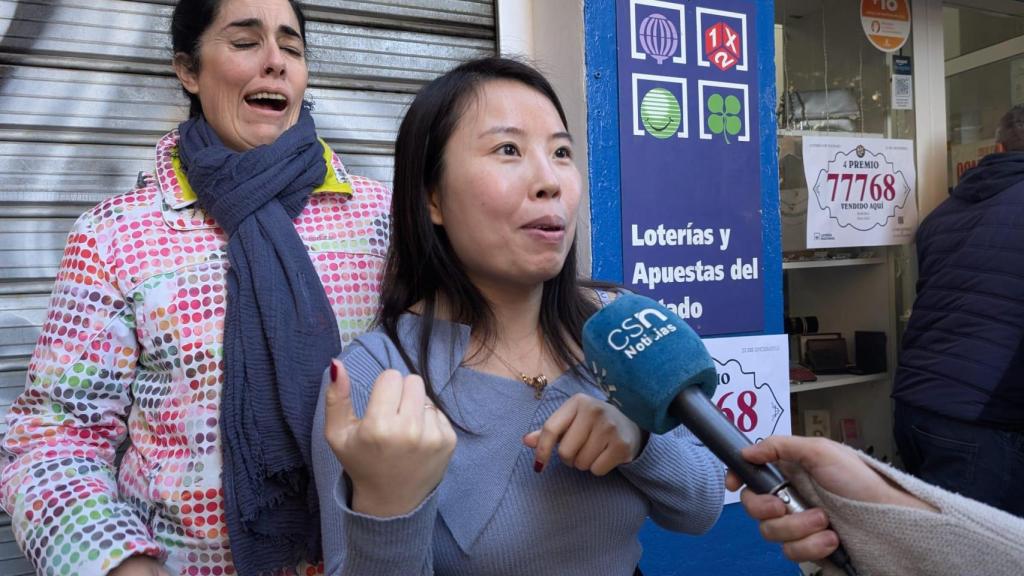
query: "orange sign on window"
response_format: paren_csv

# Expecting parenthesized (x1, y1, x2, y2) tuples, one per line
(861, 0, 911, 53)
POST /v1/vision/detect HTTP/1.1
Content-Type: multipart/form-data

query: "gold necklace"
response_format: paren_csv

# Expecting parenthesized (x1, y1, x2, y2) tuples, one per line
(486, 345, 548, 399)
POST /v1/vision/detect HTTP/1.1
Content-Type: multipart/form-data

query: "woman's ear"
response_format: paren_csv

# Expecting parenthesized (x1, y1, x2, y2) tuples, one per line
(173, 53, 200, 95)
(428, 188, 444, 226)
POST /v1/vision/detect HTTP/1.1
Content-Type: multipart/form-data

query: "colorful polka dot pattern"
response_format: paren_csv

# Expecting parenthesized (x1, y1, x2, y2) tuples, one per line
(1, 131, 391, 576)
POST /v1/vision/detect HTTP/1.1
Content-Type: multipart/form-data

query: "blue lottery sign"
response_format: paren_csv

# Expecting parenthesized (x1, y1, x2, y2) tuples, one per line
(617, 0, 763, 335)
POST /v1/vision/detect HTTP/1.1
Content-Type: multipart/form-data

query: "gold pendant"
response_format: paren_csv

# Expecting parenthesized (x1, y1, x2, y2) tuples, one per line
(521, 374, 549, 399)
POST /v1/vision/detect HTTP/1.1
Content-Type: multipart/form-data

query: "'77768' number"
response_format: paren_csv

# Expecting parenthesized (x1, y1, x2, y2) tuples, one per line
(826, 173, 897, 202)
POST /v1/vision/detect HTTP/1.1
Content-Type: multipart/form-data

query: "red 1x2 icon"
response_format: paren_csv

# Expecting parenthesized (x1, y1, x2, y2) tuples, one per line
(704, 22, 741, 71)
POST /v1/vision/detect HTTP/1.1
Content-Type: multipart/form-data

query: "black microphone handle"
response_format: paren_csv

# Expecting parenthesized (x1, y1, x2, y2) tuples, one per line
(669, 386, 859, 576)
(670, 386, 788, 492)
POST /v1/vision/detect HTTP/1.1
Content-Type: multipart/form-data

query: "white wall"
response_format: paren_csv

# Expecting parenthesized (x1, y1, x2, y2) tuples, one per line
(913, 0, 950, 219)
(497, 0, 593, 275)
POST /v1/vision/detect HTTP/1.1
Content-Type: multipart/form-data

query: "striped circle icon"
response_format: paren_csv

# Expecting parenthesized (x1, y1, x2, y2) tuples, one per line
(640, 87, 681, 139)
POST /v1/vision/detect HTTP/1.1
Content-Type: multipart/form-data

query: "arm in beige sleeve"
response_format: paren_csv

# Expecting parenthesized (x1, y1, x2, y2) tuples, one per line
(790, 454, 1024, 576)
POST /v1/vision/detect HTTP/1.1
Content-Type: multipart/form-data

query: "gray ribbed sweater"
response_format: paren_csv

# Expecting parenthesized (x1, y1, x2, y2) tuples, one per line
(311, 315, 725, 576)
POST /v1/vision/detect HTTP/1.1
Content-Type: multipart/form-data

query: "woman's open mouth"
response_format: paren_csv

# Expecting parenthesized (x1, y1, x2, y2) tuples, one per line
(244, 91, 288, 112)
(523, 216, 568, 243)
(527, 223, 564, 232)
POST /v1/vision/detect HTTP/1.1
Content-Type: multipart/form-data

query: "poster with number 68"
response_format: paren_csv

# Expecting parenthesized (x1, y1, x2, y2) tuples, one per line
(703, 334, 790, 505)
(802, 136, 918, 249)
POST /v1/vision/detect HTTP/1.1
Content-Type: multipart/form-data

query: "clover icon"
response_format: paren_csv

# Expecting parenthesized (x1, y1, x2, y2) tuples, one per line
(707, 93, 742, 143)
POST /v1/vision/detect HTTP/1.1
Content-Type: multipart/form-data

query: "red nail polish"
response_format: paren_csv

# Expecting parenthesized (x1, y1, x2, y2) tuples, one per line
(330, 361, 338, 381)
(533, 460, 544, 473)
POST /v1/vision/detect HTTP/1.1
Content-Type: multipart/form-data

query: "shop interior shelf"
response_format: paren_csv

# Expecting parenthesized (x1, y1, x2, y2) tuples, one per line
(777, 129, 886, 139)
(782, 257, 886, 270)
(790, 372, 889, 394)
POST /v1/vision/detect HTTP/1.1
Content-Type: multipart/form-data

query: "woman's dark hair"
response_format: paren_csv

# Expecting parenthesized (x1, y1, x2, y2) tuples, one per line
(170, 0, 308, 117)
(380, 56, 613, 413)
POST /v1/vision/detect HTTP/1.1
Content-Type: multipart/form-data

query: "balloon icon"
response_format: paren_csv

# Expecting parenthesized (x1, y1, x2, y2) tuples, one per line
(639, 13, 678, 64)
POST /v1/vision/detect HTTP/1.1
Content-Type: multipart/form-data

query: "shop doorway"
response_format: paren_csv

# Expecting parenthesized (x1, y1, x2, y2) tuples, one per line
(898, 0, 1024, 356)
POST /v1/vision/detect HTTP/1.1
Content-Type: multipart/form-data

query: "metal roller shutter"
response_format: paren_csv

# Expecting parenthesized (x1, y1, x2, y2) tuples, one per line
(0, 1, 495, 571)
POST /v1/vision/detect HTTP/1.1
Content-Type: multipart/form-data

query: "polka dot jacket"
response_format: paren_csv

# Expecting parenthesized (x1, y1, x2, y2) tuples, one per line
(0, 130, 391, 576)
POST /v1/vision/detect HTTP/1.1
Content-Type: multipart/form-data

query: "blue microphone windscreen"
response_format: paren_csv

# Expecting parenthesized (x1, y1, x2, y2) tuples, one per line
(583, 294, 717, 434)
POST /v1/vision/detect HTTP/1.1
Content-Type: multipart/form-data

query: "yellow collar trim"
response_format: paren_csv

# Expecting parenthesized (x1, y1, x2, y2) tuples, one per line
(171, 139, 353, 205)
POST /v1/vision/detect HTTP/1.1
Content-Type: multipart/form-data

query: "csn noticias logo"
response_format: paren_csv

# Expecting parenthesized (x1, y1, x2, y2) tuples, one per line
(607, 307, 679, 359)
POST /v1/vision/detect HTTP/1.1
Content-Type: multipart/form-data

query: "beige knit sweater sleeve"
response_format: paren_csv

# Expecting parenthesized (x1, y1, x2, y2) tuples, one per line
(787, 453, 1024, 576)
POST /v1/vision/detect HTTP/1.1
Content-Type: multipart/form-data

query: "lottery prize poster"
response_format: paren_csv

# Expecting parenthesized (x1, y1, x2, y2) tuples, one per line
(617, 0, 764, 336)
(802, 136, 918, 249)
(703, 334, 790, 506)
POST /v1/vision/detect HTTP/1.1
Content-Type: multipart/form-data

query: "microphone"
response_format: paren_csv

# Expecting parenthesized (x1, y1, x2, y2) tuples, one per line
(582, 294, 859, 576)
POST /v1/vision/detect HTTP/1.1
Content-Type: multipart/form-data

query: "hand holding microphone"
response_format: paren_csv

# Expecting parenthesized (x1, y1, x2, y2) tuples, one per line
(728, 435, 937, 563)
(582, 294, 860, 576)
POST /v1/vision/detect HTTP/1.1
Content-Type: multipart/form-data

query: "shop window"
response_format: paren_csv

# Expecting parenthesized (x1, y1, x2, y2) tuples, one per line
(945, 5, 1024, 185)
(944, 5, 1024, 60)
(775, 0, 915, 254)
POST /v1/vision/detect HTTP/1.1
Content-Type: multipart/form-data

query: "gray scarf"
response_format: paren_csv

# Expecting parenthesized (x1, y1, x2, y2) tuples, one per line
(177, 107, 337, 575)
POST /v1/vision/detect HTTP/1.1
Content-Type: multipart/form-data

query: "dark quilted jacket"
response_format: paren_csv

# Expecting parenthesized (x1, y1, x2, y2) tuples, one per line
(893, 152, 1024, 428)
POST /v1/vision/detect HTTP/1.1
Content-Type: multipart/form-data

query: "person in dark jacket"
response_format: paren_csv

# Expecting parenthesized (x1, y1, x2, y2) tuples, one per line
(892, 105, 1024, 517)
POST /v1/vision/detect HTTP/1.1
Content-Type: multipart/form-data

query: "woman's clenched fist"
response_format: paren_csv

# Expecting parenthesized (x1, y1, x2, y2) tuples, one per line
(324, 360, 457, 517)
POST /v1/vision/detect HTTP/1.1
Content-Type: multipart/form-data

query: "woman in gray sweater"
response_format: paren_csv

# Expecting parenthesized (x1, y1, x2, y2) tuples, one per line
(310, 57, 725, 575)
